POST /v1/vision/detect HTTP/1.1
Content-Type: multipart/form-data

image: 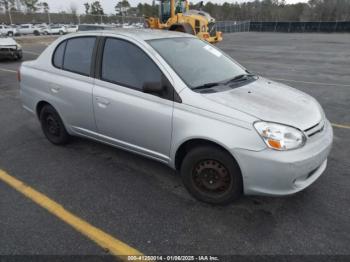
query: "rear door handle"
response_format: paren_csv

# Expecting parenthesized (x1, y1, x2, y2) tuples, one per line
(96, 97, 110, 108)
(49, 83, 61, 94)
(50, 87, 60, 93)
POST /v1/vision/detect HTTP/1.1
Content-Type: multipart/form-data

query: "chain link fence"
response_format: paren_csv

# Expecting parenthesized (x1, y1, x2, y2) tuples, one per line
(250, 21, 350, 32)
(214, 21, 350, 33)
(216, 21, 250, 33)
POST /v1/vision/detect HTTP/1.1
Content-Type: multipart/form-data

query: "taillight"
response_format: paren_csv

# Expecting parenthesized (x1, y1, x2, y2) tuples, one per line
(17, 68, 21, 82)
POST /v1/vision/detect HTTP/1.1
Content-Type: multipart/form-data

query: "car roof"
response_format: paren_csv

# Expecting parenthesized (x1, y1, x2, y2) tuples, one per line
(75, 28, 195, 41)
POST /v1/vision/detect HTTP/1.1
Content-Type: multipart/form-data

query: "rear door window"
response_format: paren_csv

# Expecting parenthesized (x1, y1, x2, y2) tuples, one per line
(63, 37, 96, 76)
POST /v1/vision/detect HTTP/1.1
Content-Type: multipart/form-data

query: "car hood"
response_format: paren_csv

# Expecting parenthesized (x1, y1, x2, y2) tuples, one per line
(204, 77, 323, 130)
(0, 37, 17, 47)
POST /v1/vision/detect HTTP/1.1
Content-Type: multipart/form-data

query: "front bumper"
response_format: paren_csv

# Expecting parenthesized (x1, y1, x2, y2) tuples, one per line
(233, 119, 333, 196)
(198, 31, 223, 43)
(0, 48, 22, 58)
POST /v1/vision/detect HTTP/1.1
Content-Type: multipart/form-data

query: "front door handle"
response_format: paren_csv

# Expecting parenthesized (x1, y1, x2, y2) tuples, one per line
(96, 97, 110, 108)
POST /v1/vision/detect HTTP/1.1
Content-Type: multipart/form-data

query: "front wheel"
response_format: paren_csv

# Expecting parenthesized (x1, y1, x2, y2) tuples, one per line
(39, 105, 70, 145)
(14, 52, 22, 60)
(7, 31, 14, 37)
(181, 145, 243, 205)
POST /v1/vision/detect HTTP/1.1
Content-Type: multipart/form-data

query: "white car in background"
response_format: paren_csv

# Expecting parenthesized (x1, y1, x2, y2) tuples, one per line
(0, 25, 17, 37)
(65, 25, 79, 33)
(43, 25, 67, 35)
(122, 23, 138, 29)
(0, 36, 22, 60)
(17, 24, 42, 36)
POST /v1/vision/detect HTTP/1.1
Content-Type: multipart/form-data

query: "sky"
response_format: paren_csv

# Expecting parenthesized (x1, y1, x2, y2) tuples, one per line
(46, 0, 309, 14)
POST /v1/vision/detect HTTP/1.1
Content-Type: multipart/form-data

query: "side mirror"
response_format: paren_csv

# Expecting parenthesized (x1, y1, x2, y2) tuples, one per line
(142, 82, 164, 94)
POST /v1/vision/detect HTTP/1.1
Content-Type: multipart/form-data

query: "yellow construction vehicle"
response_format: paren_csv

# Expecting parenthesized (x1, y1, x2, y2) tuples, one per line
(145, 0, 222, 43)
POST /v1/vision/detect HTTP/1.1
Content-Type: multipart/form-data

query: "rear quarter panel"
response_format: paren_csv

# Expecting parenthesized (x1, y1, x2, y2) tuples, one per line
(20, 65, 66, 121)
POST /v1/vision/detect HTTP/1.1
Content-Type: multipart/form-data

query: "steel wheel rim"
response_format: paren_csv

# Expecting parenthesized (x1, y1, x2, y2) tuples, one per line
(45, 114, 60, 136)
(192, 159, 232, 195)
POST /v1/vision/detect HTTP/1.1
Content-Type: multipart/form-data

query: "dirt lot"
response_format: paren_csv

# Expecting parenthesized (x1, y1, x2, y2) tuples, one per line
(0, 32, 349, 260)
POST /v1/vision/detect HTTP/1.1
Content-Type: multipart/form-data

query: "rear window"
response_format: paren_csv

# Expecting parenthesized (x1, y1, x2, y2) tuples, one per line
(53, 40, 66, 68)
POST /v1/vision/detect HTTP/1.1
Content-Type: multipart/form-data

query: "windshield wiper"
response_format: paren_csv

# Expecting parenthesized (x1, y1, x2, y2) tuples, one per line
(225, 73, 256, 84)
(192, 82, 222, 90)
(192, 73, 256, 90)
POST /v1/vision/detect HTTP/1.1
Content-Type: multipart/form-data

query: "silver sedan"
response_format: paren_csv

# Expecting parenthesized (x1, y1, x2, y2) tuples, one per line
(19, 29, 333, 204)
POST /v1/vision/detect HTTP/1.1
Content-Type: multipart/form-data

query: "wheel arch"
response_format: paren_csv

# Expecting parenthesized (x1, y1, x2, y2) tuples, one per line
(36, 100, 51, 119)
(169, 23, 195, 35)
(35, 100, 71, 134)
(174, 138, 240, 171)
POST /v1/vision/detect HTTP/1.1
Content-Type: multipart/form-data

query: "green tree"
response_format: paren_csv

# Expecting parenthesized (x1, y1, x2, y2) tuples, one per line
(115, 0, 130, 15)
(84, 2, 90, 14)
(23, 0, 40, 12)
(137, 3, 158, 17)
(0, 0, 15, 11)
(90, 1, 104, 15)
(39, 1, 49, 13)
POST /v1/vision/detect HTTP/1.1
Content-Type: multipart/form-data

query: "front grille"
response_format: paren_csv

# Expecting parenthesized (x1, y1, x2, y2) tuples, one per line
(208, 22, 217, 37)
(0, 45, 17, 52)
(195, 20, 200, 34)
(304, 120, 325, 137)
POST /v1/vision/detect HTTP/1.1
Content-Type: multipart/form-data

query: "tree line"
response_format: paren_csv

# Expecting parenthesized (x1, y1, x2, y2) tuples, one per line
(200, 0, 350, 22)
(0, 0, 50, 13)
(83, 0, 350, 22)
(1, 0, 350, 22)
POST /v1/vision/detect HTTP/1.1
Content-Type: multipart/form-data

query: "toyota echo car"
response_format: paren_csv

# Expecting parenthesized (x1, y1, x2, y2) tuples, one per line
(19, 29, 333, 204)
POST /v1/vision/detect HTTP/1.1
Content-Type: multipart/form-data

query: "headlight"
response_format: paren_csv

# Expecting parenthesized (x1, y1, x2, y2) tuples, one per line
(254, 121, 306, 151)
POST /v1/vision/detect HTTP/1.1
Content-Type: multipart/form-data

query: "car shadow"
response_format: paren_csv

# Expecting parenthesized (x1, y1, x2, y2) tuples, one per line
(0, 58, 19, 63)
(65, 136, 303, 213)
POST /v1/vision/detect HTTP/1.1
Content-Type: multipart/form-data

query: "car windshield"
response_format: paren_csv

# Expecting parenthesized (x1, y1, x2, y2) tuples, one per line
(147, 37, 247, 89)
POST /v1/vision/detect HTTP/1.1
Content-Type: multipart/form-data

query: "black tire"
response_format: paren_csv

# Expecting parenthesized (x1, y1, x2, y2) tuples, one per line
(59, 30, 64, 35)
(39, 105, 70, 145)
(7, 31, 14, 37)
(14, 54, 22, 61)
(34, 30, 40, 36)
(181, 145, 243, 205)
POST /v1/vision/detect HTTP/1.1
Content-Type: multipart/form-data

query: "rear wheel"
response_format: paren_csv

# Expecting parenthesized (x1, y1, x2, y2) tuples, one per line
(59, 30, 64, 35)
(39, 105, 70, 145)
(181, 145, 243, 205)
(7, 31, 14, 37)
